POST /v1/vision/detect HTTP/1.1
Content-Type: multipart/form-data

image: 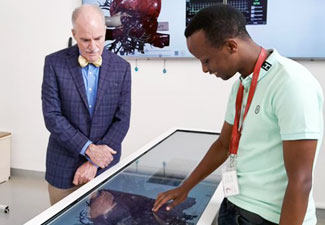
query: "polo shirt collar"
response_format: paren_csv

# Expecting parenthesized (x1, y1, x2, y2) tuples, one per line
(240, 49, 278, 88)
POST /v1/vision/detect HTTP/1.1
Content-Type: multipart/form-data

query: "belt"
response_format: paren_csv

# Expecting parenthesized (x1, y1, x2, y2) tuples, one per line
(225, 198, 277, 225)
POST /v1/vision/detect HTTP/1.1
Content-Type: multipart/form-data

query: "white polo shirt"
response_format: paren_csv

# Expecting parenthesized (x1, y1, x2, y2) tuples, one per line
(225, 49, 323, 224)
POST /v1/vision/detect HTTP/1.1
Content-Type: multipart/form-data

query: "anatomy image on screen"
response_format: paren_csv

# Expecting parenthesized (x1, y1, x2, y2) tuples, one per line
(79, 189, 196, 225)
(99, 0, 170, 55)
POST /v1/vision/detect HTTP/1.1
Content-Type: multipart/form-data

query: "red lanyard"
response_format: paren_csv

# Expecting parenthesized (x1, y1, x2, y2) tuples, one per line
(229, 48, 268, 156)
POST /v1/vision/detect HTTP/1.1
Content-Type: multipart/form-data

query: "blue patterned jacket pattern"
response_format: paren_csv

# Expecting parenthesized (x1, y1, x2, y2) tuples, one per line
(42, 45, 131, 188)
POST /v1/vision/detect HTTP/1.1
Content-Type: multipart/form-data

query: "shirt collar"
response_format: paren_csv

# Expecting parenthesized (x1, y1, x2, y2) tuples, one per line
(240, 49, 278, 88)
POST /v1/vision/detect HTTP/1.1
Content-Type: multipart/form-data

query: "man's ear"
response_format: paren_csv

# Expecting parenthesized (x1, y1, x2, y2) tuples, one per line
(225, 39, 238, 53)
(71, 29, 76, 39)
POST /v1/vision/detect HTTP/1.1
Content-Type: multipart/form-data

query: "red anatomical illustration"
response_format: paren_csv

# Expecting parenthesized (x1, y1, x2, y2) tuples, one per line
(100, 0, 170, 55)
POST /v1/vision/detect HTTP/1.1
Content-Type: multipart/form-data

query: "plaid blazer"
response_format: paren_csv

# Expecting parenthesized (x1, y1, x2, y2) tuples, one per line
(42, 45, 131, 188)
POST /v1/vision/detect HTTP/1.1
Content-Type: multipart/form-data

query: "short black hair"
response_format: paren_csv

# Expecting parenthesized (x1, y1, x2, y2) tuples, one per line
(185, 4, 250, 48)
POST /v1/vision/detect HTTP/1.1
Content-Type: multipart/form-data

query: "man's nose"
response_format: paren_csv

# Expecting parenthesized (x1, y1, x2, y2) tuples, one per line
(89, 40, 96, 49)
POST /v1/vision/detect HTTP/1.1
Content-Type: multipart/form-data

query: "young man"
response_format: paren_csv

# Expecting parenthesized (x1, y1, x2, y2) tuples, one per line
(153, 5, 323, 225)
(42, 5, 131, 205)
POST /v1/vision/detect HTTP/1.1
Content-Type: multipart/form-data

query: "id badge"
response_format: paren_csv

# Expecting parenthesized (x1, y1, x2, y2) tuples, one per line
(222, 155, 240, 197)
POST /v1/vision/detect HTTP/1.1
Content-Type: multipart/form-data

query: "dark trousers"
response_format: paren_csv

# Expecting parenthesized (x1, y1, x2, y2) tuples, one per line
(218, 198, 278, 225)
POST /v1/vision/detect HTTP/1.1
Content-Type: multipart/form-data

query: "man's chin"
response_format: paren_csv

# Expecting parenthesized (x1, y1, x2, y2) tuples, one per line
(217, 74, 231, 81)
(87, 55, 100, 62)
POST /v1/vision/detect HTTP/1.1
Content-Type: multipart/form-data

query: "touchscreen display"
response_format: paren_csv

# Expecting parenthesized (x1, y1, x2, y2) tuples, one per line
(44, 131, 221, 225)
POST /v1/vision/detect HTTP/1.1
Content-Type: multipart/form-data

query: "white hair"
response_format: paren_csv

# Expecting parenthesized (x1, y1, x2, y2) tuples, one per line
(72, 4, 105, 28)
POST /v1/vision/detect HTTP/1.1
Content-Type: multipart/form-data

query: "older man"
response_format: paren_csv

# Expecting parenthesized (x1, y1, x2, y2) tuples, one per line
(42, 4, 131, 205)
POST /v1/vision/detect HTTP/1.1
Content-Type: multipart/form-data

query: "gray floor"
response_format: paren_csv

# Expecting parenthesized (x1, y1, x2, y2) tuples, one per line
(0, 169, 325, 225)
(0, 169, 50, 225)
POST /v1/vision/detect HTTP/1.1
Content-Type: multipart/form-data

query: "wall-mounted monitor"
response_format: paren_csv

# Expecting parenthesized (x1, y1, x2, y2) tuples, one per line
(82, 0, 325, 60)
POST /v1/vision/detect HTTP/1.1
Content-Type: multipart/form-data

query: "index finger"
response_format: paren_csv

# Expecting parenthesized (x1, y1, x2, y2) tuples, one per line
(108, 148, 117, 154)
(73, 173, 80, 186)
(152, 192, 172, 212)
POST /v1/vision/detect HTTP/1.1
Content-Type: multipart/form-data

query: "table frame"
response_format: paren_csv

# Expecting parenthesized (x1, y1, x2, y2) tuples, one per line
(24, 128, 224, 225)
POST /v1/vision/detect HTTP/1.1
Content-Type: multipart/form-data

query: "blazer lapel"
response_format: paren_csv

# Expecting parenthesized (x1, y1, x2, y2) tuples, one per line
(93, 49, 112, 115)
(67, 46, 89, 109)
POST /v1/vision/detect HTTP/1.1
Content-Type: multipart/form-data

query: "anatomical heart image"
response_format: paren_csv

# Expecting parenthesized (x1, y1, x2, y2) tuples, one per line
(84, 0, 170, 55)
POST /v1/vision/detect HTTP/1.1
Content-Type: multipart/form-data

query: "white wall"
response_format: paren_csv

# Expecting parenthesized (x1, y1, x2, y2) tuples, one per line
(0, 0, 81, 171)
(1, 0, 324, 208)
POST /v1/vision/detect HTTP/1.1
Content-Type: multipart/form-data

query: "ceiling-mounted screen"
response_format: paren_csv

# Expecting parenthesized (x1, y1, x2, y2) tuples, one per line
(82, 0, 325, 60)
